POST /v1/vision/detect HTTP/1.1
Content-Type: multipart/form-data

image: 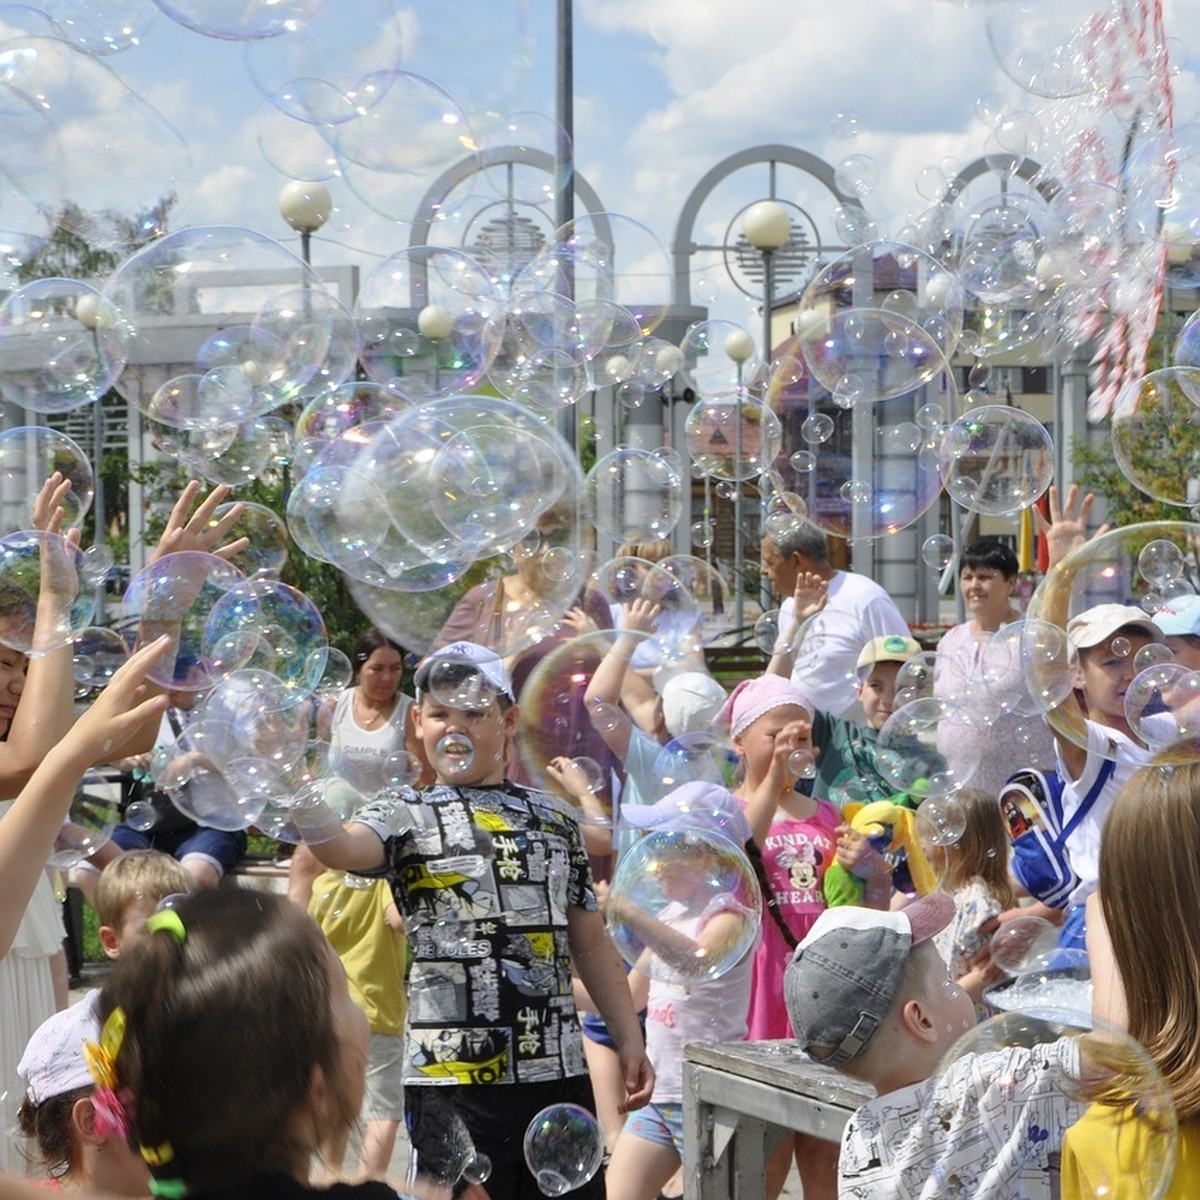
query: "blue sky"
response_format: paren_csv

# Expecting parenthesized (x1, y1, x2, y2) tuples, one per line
(2, 0, 1200, 343)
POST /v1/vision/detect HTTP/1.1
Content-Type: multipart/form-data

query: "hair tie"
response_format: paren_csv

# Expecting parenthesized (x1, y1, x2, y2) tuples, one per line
(146, 910, 187, 943)
(149, 1176, 187, 1198)
(142, 1141, 177, 1168)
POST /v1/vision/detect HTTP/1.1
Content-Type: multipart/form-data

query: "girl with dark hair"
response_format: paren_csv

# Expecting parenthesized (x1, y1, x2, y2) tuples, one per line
(94, 888, 380, 1200)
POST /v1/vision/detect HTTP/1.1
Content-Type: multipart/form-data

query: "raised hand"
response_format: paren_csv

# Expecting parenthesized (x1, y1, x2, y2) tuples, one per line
(150, 481, 249, 564)
(1036, 484, 1110, 570)
(622, 597, 662, 636)
(791, 570, 829, 621)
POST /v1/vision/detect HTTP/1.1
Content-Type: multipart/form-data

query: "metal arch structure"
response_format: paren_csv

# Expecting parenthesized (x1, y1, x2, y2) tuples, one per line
(941, 153, 1060, 206)
(408, 145, 611, 259)
(670, 143, 864, 308)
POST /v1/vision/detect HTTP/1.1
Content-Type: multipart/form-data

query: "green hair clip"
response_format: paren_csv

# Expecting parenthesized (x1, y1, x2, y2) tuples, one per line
(145, 910, 186, 943)
(149, 1177, 187, 1199)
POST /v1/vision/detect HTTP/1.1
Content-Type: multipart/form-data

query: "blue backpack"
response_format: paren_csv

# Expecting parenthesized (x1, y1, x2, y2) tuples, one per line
(1000, 763, 1114, 910)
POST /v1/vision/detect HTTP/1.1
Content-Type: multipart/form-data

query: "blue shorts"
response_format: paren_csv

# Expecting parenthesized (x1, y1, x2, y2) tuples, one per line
(622, 1101, 684, 1155)
(112, 823, 247, 878)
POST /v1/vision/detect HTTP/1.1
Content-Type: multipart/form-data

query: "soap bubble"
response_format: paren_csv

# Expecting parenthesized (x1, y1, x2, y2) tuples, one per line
(1126, 124, 1200, 289)
(286, 464, 392, 572)
(209, 502, 288, 579)
(355, 246, 500, 399)
(153, 720, 268, 833)
(606, 827, 761, 983)
(752, 610, 780, 656)
(202, 579, 328, 696)
(914, 794, 966, 847)
(923, 1012, 1176, 1199)
(0, 531, 93, 655)
(1111, 370, 1200, 506)
(921, 534, 955, 571)
(1124, 663, 1200, 762)
(523, 1104, 605, 1197)
(678, 320, 759, 395)
(516, 631, 646, 794)
(939, 406, 1054, 515)
(0, 279, 127, 414)
(105, 227, 327, 420)
(151, 0, 321, 38)
(985, 0, 1114, 98)
(658, 555, 733, 651)
(795, 242, 962, 403)
(876, 698, 976, 798)
(1138, 539, 1187, 588)
(588, 448, 683, 543)
(653, 732, 740, 797)
(768, 339, 954, 539)
(980, 619, 1074, 716)
(123, 801, 159, 833)
(123, 553, 247, 690)
(434, 733, 475, 775)
(989, 916, 1059, 974)
(73, 626, 129, 696)
(957, 193, 1044, 306)
(0, 426, 94, 533)
(685, 394, 783, 481)
(896, 652, 939, 702)
(47, 772, 121, 868)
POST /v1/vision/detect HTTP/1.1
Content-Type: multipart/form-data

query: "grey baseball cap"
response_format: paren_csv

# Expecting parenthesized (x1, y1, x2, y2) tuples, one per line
(783, 892, 955, 1068)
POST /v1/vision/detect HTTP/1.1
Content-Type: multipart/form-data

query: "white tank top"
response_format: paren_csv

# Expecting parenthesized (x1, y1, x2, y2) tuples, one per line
(328, 687, 412, 799)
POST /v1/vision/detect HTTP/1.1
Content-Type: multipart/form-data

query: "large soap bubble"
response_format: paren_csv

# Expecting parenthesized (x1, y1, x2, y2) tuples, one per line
(685, 394, 783, 482)
(0, 426, 93, 533)
(924, 1010, 1176, 1200)
(939, 405, 1054, 515)
(0, 280, 127, 413)
(355, 246, 501, 400)
(105, 226, 329, 420)
(0, 531, 93, 654)
(875, 698, 974, 798)
(123, 552, 247, 690)
(678, 320, 760, 396)
(150, 0, 322, 40)
(984, 0, 1117, 98)
(202, 578, 327, 696)
(795, 241, 962, 403)
(47, 772, 121, 868)
(605, 827, 761, 983)
(588, 448, 682, 543)
(1111, 369, 1200, 507)
(523, 1104, 604, 1198)
(766, 336, 953, 539)
(1126, 124, 1200, 289)
(957, 192, 1045, 306)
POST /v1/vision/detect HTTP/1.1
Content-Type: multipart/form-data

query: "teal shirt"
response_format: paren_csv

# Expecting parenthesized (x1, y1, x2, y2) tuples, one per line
(811, 708, 893, 809)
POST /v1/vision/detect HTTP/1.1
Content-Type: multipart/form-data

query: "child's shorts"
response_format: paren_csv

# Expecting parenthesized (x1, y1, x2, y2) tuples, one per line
(362, 1032, 405, 1121)
(622, 1100, 684, 1156)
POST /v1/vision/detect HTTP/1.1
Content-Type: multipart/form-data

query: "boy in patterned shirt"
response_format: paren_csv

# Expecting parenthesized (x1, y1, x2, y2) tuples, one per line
(299, 641, 652, 1200)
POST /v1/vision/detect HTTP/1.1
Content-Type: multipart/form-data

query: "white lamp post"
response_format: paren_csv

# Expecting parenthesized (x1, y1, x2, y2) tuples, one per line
(278, 180, 332, 266)
(724, 327, 756, 632)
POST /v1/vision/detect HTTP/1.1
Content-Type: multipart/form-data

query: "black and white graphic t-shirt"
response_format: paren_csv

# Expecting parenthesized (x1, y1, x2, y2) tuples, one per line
(352, 782, 596, 1087)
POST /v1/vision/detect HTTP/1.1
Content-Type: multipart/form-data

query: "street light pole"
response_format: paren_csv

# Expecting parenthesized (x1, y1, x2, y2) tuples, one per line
(278, 180, 332, 268)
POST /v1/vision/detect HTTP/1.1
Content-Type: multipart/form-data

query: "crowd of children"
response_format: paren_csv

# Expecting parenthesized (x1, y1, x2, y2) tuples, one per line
(4, 479, 1199, 1200)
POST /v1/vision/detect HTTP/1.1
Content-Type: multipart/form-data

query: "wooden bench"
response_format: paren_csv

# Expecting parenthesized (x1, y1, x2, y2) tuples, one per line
(223, 856, 291, 895)
(683, 1040, 873, 1200)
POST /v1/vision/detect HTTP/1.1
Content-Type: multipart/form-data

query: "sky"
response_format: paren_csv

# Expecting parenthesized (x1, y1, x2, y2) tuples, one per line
(2, 0, 1200, 344)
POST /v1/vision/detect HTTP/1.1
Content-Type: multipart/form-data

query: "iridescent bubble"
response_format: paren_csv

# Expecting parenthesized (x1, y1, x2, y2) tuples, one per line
(355, 246, 501, 400)
(653, 732, 740, 796)
(47, 771, 121, 867)
(921, 535, 955, 571)
(72, 626, 128, 696)
(0, 531, 93, 655)
(957, 193, 1044, 306)
(202, 579, 327, 696)
(0, 280, 127, 414)
(606, 827, 761, 983)
(678, 319, 759, 395)
(435, 732, 475, 775)
(985, 0, 1113, 98)
(1111, 369, 1200, 506)
(834, 154, 879, 197)
(800, 413, 834, 445)
(989, 916, 1059, 974)
(523, 1105, 605, 1198)
(939, 406, 1053, 516)
(588, 448, 683, 543)
(876, 698, 977, 798)
(123, 800, 158, 833)
(1124, 662, 1200, 762)
(123, 552, 247, 690)
(0, 425, 93, 533)
(209, 502, 288, 579)
(476, 110, 573, 207)
(914, 794, 966, 847)
(151, 0, 320, 38)
(1126, 124, 1200, 288)
(685, 394, 783, 481)
(796, 242, 962, 403)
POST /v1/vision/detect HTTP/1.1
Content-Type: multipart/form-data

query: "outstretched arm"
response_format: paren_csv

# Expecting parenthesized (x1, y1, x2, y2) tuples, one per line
(583, 599, 660, 761)
(766, 571, 828, 678)
(1037, 484, 1110, 570)
(0, 637, 172, 956)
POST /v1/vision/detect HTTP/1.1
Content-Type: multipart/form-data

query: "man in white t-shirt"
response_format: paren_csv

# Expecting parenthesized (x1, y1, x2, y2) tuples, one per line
(762, 522, 910, 720)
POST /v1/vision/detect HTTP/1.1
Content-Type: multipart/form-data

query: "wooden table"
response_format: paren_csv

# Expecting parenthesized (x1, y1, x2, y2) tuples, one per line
(682, 1040, 874, 1200)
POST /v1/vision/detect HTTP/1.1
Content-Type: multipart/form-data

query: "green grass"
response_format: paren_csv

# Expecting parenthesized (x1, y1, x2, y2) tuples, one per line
(81, 897, 103, 963)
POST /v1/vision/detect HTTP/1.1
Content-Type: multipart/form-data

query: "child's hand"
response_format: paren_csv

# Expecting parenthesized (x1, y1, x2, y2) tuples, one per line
(836, 822, 890, 880)
(559, 607, 598, 637)
(150, 481, 250, 565)
(62, 636, 172, 766)
(1036, 484, 1110, 569)
(546, 755, 591, 799)
(792, 571, 828, 620)
(31, 472, 76, 537)
(768, 717, 814, 784)
(622, 597, 661, 636)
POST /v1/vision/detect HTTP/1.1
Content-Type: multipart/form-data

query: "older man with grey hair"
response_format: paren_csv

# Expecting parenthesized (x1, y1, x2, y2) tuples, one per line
(761, 520, 910, 722)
